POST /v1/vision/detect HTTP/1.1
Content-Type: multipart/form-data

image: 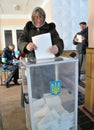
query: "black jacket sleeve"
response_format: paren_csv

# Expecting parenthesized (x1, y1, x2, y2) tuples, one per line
(49, 23, 64, 56)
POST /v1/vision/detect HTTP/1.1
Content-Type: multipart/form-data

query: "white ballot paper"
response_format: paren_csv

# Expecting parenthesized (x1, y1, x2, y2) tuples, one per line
(13, 60, 20, 65)
(32, 33, 55, 60)
(37, 109, 60, 130)
(76, 34, 82, 43)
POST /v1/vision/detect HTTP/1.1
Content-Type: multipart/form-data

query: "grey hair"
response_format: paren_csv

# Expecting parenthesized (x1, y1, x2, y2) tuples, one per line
(31, 7, 46, 20)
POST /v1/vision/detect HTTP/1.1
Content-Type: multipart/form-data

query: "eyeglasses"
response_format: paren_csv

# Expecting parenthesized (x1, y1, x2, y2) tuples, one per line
(33, 15, 44, 21)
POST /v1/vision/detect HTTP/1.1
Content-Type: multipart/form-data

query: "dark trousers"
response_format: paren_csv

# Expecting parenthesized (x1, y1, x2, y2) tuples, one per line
(5, 65, 19, 83)
(77, 53, 86, 81)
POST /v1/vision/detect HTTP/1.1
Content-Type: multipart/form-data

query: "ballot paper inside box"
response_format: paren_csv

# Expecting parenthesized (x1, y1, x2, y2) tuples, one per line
(43, 93, 68, 114)
(33, 93, 70, 130)
(59, 88, 75, 112)
(37, 109, 60, 130)
(32, 88, 75, 130)
(60, 112, 74, 130)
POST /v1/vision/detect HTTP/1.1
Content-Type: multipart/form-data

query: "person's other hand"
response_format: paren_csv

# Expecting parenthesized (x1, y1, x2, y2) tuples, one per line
(82, 36, 85, 41)
(26, 42, 37, 51)
(74, 37, 79, 42)
(49, 45, 59, 55)
(13, 58, 17, 62)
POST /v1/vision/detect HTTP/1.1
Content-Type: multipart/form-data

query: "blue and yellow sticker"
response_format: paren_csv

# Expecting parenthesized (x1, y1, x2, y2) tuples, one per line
(50, 80, 61, 95)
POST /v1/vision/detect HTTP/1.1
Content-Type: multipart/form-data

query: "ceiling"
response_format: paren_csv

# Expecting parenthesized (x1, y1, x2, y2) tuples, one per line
(0, 0, 46, 16)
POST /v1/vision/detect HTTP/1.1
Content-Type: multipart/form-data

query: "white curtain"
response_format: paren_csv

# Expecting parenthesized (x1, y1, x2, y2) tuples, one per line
(51, 0, 88, 50)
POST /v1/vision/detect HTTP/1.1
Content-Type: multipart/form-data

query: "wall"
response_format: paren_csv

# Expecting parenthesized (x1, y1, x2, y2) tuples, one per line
(42, 0, 52, 22)
(88, 0, 94, 48)
(0, 17, 29, 49)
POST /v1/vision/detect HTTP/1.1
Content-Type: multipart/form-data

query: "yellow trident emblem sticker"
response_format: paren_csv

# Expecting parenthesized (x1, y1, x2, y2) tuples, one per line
(50, 80, 61, 95)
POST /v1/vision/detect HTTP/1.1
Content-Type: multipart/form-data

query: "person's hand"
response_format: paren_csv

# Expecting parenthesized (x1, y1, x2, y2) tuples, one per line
(49, 45, 59, 55)
(82, 36, 85, 41)
(74, 37, 79, 42)
(13, 58, 17, 62)
(26, 42, 37, 51)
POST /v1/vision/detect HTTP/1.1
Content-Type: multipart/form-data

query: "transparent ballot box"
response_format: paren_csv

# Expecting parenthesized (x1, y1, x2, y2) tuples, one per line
(21, 57, 78, 130)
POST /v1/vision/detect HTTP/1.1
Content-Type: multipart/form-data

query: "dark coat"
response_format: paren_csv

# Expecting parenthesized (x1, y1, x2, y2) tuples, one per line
(18, 21, 64, 58)
(73, 27, 88, 54)
(1, 47, 15, 69)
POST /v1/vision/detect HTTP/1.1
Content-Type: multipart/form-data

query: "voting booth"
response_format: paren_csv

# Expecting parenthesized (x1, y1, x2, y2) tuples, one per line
(21, 57, 78, 130)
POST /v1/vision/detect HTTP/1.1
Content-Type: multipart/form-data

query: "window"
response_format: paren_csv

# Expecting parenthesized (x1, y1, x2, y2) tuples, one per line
(2, 27, 23, 50)
(16, 30, 23, 49)
(4, 30, 12, 47)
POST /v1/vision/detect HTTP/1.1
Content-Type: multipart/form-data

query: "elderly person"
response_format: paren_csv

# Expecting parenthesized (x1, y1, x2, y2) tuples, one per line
(18, 7, 64, 58)
(18, 7, 64, 98)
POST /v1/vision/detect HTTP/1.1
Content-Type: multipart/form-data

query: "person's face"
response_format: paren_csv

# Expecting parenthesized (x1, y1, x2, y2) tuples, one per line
(9, 46, 15, 52)
(32, 12, 45, 27)
(80, 24, 86, 30)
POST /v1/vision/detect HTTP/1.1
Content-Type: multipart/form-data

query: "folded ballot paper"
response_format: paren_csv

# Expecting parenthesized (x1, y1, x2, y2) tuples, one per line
(37, 109, 60, 130)
(33, 98, 49, 122)
(34, 104, 49, 121)
(43, 93, 68, 115)
(33, 98, 45, 112)
(59, 89, 75, 112)
(60, 112, 74, 130)
(43, 93, 62, 108)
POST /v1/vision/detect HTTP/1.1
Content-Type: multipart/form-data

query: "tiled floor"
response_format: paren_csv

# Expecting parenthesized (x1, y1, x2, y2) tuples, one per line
(0, 84, 27, 130)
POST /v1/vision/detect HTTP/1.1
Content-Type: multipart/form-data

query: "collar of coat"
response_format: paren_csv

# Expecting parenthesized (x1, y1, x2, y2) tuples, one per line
(25, 21, 56, 31)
